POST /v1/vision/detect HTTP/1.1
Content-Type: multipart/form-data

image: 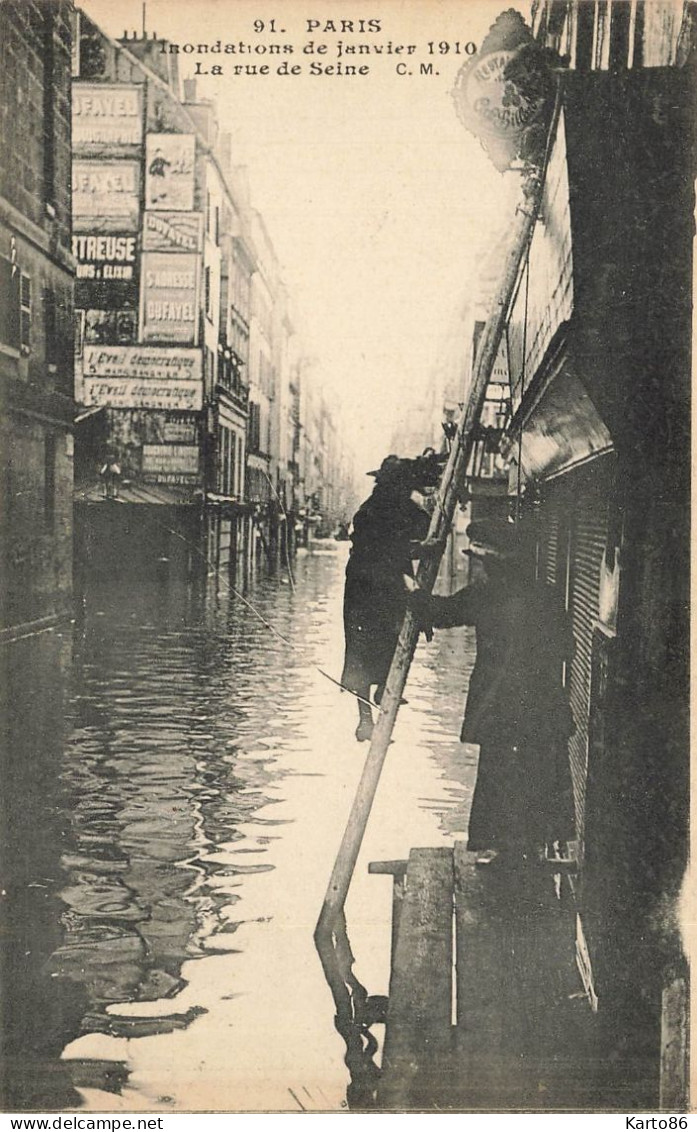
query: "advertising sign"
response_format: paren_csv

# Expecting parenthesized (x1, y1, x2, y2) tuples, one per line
(83, 344, 202, 383)
(142, 445, 200, 484)
(73, 232, 139, 310)
(161, 416, 198, 444)
(83, 378, 203, 412)
(84, 309, 137, 345)
(143, 212, 204, 254)
(145, 134, 196, 211)
(72, 161, 140, 231)
(72, 234, 137, 281)
(451, 10, 553, 172)
(72, 84, 143, 149)
(140, 252, 199, 345)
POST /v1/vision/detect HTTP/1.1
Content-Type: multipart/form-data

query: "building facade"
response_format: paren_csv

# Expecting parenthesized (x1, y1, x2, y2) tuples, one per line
(69, 20, 281, 595)
(0, 0, 75, 639)
(461, 0, 693, 1105)
(70, 10, 355, 595)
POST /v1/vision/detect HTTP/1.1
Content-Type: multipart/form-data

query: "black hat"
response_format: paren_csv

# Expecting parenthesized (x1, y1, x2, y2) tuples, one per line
(465, 519, 524, 559)
(367, 455, 410, 482)
(368, 449, 446, 488)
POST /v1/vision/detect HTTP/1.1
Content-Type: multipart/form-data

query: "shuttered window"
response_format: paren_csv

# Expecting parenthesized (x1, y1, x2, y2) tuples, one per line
(567, 494, 609, 838)
(20, 274, 32, 354)
(536, 456, 613, 843)
(0, 257, 21, 350)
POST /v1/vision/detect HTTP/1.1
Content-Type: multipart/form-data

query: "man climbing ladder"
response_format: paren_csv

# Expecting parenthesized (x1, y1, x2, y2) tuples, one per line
(316, 160, 551, 938)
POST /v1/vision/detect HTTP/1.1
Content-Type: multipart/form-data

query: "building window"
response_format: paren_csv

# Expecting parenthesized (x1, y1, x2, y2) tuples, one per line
(205, 266, 212, 317)
(630, 0, 645, 68)
(562, 9, 572, 57)
(229, 430, 236, 495)
(218, 425, 226, 493)
(544, 0, 568, 52)
(205, 345, 215, 384)
(206, 191, 211, 234)
(249, 401, 261, 453)
(609, 0, 631, 69)
(78, 14, 107, 78)
(593, 1, 610, 69)
(215, 205, 220, 245)
(574, 0, 596, 68)
(44, 433, 56, 529)
(0, 256, 21, 351)
(20, 274, 32, 355)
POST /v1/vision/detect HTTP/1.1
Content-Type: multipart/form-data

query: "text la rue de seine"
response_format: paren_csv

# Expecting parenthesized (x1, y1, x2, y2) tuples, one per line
(160, 17, 477, 77)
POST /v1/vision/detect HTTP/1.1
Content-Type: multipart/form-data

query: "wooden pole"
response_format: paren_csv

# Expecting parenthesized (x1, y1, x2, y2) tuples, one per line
(316, 171, 546, 941)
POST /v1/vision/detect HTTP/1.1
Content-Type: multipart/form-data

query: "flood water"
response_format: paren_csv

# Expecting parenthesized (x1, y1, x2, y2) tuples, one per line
(0, 545, 477, 1113)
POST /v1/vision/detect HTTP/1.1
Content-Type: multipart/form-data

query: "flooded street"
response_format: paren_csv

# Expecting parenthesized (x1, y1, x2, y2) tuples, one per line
(1, 546, 476, 1113)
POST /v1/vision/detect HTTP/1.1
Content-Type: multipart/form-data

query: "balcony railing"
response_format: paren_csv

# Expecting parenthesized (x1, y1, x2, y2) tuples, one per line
(216, 344, 249, 404)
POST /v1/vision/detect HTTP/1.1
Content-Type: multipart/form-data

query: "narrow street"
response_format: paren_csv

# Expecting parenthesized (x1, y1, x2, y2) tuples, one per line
(1, 544, 477, 1113)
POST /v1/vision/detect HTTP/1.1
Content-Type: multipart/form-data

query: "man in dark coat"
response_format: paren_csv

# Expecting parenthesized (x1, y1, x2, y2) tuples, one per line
(341, 455, 434, 742)
(411, 518, 576, 863)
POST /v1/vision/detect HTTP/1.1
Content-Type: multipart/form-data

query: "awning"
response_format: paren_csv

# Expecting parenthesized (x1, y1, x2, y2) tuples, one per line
(205, 492, 250, 515)
(74, 482, 199, 506)
(502, 366, 614, 482)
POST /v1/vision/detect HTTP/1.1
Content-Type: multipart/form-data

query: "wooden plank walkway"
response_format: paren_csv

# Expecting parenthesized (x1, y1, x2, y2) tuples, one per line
(375, 842, 588, 1111)
(378, 848, 455, 1110)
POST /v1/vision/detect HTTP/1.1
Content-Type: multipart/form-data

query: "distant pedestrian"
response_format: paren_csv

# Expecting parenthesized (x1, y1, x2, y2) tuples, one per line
(341, 452, 443, 742)
(411, 519, 576, 863)
(99, 456, 122, 500)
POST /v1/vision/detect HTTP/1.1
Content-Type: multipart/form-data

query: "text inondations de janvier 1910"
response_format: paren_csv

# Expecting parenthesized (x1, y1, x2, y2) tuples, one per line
(159, 16, 478, 79)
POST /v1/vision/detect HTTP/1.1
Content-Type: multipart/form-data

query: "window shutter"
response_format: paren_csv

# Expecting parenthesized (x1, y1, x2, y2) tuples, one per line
(0, 258, 21, 350)
(20, 274, 32, 354)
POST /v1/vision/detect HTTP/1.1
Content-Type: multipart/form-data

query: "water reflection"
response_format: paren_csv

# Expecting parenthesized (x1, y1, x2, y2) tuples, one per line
(0, 629, 85, 1110)
(315, 913, 386, 1110)
(58, 578, 306, 1026)
(2, 544, 476, 1112)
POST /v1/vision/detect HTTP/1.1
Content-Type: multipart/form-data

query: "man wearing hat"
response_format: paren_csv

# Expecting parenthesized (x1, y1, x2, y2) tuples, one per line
(341, 453, 443, 742)
(411, 518, 576, 864)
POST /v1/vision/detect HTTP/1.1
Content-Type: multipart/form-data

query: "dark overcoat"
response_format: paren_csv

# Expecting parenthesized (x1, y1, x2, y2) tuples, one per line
(426, 576, 577, 850)
(341, 487, 429, 693)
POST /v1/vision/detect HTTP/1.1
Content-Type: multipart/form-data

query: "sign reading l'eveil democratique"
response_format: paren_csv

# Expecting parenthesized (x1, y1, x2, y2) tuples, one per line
(143, 212, 204, 254)
(140, 252, 199, 345)
(72, 84, 143, 150)
(83, 378, 203, 411)
(73, 161, 140, 231)
(145, 134, 196, 211)
(82, 345, 203, 409)
(83, 344, 202, 383)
